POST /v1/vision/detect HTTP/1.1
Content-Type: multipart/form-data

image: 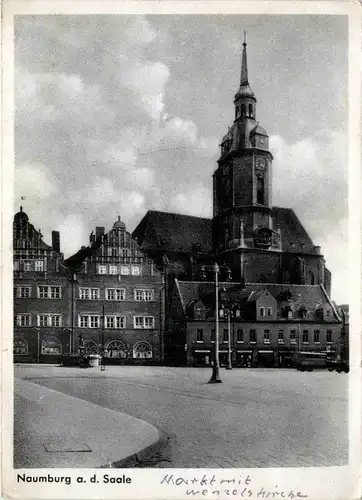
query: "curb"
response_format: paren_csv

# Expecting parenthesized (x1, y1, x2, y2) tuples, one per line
(101, 429, 169, 468)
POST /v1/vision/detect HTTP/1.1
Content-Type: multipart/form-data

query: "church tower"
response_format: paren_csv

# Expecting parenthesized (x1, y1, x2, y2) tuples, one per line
(213, 34, 280, 256)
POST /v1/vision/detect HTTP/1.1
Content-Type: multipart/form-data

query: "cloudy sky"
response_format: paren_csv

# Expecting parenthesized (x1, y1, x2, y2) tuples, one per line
(14, 14, 348, 301)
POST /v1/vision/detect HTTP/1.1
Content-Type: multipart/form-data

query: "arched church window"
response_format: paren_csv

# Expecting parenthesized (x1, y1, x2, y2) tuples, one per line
(105, 339, 128, 359)
(308, 271, 315, 285)
(249, 104, 253, 117)
(241, 104, 246, 117)
(133, 342, 153, 359)
(257, 177, 265, 204)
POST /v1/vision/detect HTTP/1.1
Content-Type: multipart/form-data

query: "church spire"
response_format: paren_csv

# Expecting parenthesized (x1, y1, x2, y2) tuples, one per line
(240, 31, 248, 86)
(235, 31, 255, 101)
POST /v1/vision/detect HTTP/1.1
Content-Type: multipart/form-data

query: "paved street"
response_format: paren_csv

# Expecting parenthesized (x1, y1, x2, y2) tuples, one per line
(15, 365, 348, 468)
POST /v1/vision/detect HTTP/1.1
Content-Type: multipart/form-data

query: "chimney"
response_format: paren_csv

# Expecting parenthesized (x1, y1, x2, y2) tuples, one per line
(52, 231, 60, 253)
(95, 226, 105, 239)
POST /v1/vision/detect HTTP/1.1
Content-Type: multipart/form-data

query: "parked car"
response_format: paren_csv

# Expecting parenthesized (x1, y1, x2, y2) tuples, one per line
(292, 351, 328, 371)
(326, 358, 349, 373)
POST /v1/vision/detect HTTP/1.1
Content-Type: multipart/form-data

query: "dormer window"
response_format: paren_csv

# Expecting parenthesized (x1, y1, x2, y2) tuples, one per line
(299, 306, 307, 319)
(284, 305, 293, 319)
(316, 307, 324, 320)
(259, 307, 265, 317)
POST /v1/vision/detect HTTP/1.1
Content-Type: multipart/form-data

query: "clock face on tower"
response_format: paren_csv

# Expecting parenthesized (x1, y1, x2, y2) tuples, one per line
(255, 157, 266, 178)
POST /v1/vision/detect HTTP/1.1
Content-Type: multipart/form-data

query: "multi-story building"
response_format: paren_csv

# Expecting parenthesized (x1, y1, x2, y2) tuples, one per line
(13, 206, 70, 363)
(64, 217, 164, 364)
(168, 280, 342, 367)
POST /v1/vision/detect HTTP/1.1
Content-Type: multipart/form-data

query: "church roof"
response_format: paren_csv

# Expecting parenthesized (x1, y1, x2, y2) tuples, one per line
(272, 207, 318, 255)
(132, 210, 213, 254)
(133, 207, 320, 256)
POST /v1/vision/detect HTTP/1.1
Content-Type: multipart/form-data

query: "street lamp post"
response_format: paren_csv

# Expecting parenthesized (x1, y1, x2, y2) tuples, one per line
(225, 308, 233, 370)
(201, 263, 231, 384)
(210, 263, 222, 383)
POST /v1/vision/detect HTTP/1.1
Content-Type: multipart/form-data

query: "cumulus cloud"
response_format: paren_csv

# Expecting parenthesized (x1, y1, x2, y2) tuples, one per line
(172, 184, 213, 218)
(15, 162, 57, 199)
(270, 130, 346, 236)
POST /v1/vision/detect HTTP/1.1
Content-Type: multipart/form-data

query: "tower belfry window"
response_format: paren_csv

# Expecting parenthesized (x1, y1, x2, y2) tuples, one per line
(241, 104, 246, 117)
(249, 104, 253, 117)
(257, 177, 265, 204)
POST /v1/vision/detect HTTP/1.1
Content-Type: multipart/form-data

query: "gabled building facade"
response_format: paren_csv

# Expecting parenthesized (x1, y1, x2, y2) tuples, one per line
(13, 207, 70, 363)
(168, 280, 342, 367)
(65, 217, 164, 364)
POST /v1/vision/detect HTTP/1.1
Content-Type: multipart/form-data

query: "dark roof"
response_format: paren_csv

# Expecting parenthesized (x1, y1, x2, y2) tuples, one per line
(132, 210, 212, 254)
(133, 207, 319, 256)
(176, 280, 339, 320)
(272, 207, 318, 255)
(64, 236, 103, 270)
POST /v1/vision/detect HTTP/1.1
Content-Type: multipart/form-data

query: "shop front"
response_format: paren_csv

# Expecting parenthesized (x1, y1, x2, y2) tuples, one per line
(193, 349, 211, 367)
(218, 350, 231, 367)
(257, 349, 275, 367)
(277, 348, 295, 368)
(235, 350, 253, 368)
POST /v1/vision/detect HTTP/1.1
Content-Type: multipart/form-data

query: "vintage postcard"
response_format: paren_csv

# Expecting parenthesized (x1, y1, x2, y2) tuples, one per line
(1, 1, 361, 499)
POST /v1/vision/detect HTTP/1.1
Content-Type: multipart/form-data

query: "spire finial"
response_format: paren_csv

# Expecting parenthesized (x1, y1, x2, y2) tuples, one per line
(20, 205, 23, 212)
(240, 31, 248, 86)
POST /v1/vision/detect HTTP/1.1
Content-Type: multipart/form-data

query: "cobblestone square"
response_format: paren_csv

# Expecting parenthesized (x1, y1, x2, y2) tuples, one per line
(15, 365, 348, 468)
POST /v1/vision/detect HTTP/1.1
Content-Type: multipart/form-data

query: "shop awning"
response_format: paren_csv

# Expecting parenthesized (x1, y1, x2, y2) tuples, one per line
(258, 350, 274, 354)
(237, 350, 252, 353)
(194, 350, 210, 353)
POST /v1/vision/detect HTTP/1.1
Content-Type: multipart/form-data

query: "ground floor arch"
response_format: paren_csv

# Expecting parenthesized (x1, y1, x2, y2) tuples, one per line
(41, 335, 62, 355)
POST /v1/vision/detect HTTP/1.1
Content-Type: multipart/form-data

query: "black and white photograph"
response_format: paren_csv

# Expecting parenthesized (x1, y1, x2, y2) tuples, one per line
(1, 2, 361, 500)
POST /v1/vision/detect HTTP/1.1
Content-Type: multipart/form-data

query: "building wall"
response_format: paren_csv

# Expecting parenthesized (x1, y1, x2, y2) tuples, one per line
(185, 319, 342, 367)
(72, 272, 162, 363)
(13, 272, 71, 363)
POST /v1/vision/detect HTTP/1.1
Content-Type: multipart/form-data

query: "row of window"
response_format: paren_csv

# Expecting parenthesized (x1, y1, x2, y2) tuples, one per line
(14, 337, 153, 359)
(196, 328, 334, 344)
(14, 314, 155, 329)
(14, 260, 44, 271)
(14, 286, 155, 301)
(13, 260, 144, 276)
(97, 264, 141, 275)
